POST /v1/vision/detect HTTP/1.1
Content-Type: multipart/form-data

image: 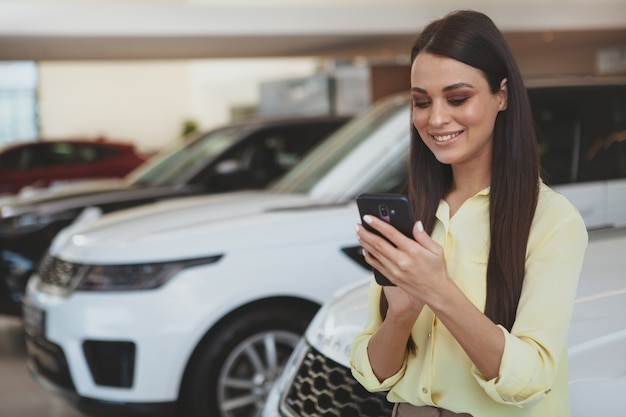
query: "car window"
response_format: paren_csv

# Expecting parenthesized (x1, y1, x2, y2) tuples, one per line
(190, 121, 346, 191)
(530, 85, 626, 185)
(272, 97, 409, 194)
(362, 153, 409, 194)
(44, 142, 75, 166)
(0, 147, 26, 170)
(74, 143, 102, 162)
(77, 144, 98, 161)
(90, 144, 122, 160)
(273, 124, 345, 172)
(579, 90, 626, 182)
(127, 125, 249, 186)
(22, 144, 46, 168)
(238, 124, 340, 180)
(212, 132, 284, 188)
(43, 142, 114, 165)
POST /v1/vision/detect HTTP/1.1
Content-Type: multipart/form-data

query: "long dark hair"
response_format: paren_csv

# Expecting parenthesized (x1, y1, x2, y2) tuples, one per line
(382, 10, 540, 336)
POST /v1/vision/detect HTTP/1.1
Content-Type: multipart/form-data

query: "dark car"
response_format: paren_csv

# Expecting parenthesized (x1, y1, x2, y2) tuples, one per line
(0, 138, 147, 195)
(0, 115, 349, 315)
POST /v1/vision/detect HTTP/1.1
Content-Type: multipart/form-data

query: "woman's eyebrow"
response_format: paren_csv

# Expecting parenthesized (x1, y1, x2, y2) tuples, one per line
(411, 87, 427, 94)
(442, 82, 475, 92)
(411, 82, 475, 94)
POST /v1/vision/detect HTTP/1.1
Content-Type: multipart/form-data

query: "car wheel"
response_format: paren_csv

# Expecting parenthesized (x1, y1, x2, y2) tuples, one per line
(179, 303, 318, 417)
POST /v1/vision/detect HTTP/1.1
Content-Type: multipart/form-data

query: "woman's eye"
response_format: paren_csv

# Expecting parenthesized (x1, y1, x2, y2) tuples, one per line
(448, 97, 469, 106)
(413, 100, 430, 108)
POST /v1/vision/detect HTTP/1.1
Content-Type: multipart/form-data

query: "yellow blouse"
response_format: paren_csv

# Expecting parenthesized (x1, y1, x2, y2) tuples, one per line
(350, 183, 588, 417)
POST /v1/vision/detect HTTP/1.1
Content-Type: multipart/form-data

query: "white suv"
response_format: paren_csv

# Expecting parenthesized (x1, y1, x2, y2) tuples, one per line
(22, 94, 411, 417)
(23, 78, 626, 417)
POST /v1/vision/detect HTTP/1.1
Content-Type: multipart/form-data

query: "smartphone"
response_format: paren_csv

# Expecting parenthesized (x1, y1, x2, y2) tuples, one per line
(356, 193, 416, 286)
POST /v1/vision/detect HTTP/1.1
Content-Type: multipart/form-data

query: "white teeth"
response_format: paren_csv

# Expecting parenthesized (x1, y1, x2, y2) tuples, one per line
(432, 132, 461, 142)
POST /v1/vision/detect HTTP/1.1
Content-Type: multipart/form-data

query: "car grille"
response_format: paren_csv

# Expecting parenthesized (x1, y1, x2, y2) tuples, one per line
(281, 345, 393, 417)
(38, 254, 85, 288)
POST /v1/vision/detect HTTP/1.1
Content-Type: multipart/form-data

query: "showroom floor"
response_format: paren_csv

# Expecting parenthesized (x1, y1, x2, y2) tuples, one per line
(0, 315, 86, 417)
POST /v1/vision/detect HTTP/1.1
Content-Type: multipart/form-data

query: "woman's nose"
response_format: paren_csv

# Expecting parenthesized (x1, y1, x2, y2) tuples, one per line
(429, 100, 450, 127)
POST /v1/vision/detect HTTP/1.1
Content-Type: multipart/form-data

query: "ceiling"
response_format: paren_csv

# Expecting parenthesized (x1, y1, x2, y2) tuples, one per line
(0, 2, 625, 61)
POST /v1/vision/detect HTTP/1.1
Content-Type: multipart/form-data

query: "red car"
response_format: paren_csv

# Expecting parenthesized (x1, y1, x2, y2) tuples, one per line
(0, 138, 147, 195)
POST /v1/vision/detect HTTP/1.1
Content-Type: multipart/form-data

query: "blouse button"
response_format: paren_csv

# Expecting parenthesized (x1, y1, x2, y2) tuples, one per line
(427, 333, 431, 338)
(422, 387, 428, 394)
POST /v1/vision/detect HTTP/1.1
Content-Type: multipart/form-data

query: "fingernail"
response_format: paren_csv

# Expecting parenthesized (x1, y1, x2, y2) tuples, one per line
(354, 224, 360, 232)
(417, 220, 424, 232)
(363, 215, 373, 224)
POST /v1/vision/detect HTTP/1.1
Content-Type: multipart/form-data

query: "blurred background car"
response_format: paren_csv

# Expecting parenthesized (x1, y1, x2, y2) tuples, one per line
(0, 115, 349, 315)
(0, 138, 147, 195)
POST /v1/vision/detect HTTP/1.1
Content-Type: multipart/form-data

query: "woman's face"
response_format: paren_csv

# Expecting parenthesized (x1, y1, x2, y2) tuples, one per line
(410, 52, 507, 170)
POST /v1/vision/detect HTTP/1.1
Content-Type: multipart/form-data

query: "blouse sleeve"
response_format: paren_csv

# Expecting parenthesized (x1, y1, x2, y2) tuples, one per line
(350, 278, 409, 392)
(472, 191, 588, 408)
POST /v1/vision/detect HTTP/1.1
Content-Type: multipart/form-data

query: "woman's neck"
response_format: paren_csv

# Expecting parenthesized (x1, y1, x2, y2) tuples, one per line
(445, 164, 491, 217)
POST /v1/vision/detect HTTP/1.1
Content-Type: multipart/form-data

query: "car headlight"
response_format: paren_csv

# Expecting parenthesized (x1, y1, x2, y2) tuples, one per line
(36, 253, 223, 294)
(75, 256, 223, 291)
(304, 280, 370, 367)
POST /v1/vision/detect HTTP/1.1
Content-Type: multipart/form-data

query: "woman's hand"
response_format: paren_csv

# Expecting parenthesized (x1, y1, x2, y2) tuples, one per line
(357, 218, 429, 381)
(356, 215, 449, 304)
(357, 214, 505, 380)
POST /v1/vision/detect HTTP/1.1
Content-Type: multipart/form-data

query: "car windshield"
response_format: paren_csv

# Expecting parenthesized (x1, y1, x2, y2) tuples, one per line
(271, 95, 410, 197)
(126, 126, 250, 187)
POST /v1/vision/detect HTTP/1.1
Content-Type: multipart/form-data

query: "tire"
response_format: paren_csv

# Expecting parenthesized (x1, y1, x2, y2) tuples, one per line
(179, 302, 318, 417)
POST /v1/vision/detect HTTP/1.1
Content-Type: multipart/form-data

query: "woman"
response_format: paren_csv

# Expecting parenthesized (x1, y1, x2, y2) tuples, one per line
(350, 10, 588, 417)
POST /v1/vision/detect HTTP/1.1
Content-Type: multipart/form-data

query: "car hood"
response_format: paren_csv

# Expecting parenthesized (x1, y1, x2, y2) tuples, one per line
(566, 228, 626, 404)
(51, 190, 356, 264)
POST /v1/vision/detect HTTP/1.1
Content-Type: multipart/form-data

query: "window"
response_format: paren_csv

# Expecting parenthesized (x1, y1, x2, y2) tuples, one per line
(580, 92, 626, 182)
(0, 62, 38, 146)
(529, 85, 626, 185)
(0, 147, 26, 170)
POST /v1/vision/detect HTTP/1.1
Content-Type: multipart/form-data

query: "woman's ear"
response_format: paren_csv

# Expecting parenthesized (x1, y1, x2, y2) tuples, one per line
(497, 78, 508, 111)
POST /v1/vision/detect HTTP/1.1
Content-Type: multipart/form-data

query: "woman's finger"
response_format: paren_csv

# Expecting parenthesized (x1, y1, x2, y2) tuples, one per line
(361, 215, 416, 250)
(412, 220, 445, 260)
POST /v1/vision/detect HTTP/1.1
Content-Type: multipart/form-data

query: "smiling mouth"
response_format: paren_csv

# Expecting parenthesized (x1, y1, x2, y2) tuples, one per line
(432, 131, 463, 142)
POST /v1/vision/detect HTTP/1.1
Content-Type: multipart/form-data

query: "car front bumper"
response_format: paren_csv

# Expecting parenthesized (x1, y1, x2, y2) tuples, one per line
(21, 268, 221, 408)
